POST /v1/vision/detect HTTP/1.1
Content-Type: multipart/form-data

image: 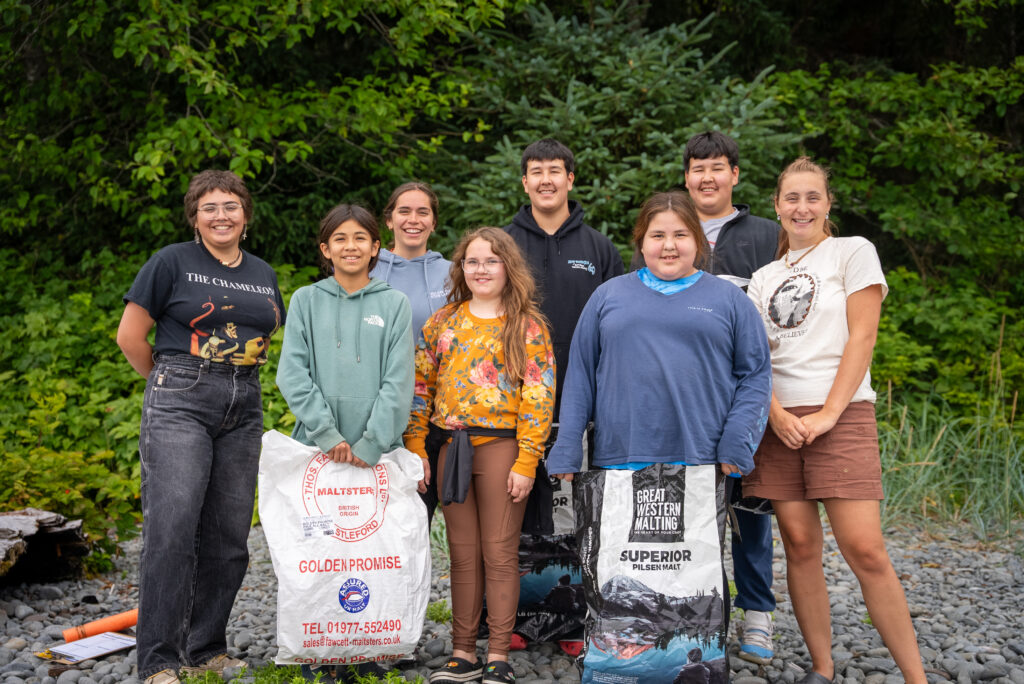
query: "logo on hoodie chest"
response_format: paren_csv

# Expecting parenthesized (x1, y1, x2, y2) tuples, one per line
(363, 314, 384, 328)
(567, 259, 596, 275)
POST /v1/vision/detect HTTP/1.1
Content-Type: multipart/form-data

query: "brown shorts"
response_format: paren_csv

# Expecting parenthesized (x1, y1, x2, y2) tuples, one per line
(745, 402, 883, 501)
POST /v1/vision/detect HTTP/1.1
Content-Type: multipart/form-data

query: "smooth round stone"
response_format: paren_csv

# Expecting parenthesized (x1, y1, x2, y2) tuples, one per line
(55, 670, 83, 684)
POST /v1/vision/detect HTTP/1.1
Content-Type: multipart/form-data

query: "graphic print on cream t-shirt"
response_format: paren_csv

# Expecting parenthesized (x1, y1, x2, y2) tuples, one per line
(748, 236, 888, 408)
(767, 272, 816, 330)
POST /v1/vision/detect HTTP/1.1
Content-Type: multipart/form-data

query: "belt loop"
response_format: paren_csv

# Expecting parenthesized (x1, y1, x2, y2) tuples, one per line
(201, 358, 210, 371)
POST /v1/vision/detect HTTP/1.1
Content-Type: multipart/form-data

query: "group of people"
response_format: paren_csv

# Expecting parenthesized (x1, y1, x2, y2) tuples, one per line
(117, 133, 926, 684)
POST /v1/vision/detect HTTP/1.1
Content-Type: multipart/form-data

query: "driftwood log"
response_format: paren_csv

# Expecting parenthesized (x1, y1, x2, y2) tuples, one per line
(0, 508, 89, 583)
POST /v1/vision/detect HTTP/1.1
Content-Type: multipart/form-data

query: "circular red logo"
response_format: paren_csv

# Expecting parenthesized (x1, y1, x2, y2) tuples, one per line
(301, 453, 390, 542)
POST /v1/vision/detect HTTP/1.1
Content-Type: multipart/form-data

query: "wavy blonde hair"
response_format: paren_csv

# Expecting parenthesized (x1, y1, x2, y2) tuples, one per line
(445, 226, 549, 382)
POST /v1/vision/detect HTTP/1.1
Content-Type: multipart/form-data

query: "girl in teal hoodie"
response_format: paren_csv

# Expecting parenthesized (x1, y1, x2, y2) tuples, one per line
(276, 204, 416, 682)
(277, 203, 415, 469)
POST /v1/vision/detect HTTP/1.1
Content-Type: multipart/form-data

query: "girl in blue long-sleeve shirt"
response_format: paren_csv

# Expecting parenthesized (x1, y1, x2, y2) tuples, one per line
(546, 190, 771, 478)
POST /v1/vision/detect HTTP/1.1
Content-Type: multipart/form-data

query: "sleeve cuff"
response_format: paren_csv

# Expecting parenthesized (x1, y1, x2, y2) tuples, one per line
(404, 436, 427, 461)
(313, 428, 345, 455)
(351, 437, 383, 466)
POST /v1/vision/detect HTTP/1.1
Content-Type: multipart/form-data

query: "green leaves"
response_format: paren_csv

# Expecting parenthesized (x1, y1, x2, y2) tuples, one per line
(1, 0, 517, 264)
(432, 5, 803, 255)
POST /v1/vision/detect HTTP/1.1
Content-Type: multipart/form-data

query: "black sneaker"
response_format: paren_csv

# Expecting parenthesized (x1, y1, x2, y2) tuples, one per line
(429, 657, 484, 684)
(481, 661, 515, 684)
(300, 665, 337, 684)
(336, 662, 389, 683)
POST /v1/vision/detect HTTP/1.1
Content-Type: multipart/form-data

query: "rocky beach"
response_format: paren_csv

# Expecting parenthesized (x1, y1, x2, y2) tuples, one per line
(1, 520, 1021, 684)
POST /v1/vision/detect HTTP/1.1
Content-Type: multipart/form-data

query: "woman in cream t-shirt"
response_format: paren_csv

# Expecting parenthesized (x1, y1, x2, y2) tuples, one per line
(746, 157, 926, 684)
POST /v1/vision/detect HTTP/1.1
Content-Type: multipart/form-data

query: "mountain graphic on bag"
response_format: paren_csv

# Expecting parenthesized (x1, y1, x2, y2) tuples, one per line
(573, 464, 727, 684)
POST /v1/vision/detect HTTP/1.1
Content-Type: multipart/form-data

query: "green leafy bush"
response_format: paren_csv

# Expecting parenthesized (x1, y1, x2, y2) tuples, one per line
(0, 248, 147, 543)
(0, 247, 313, 546)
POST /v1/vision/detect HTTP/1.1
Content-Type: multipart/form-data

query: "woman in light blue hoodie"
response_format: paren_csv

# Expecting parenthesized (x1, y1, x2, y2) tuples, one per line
(371, 182, 451, 338)
(371, 182, 451, 521)
(276, 203, 416, 682)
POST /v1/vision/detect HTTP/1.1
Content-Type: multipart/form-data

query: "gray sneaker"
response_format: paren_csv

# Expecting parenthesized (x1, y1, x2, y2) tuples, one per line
(179, 653, 247, 678)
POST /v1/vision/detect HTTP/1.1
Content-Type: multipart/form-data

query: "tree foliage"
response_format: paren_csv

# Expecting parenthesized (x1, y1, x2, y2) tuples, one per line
(2, 1, 1023, 537)
(428, 5, 803, 256)
(771, 60, 1024, 402)
(1, 0, 521, 263)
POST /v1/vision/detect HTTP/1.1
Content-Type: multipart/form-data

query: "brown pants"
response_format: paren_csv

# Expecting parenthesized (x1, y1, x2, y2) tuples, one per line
(438, 438, 526, 656)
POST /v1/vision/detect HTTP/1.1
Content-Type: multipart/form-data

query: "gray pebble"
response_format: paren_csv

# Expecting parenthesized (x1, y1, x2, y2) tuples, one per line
(983, 663, 1012, 680)
(233, 631, 253, 650)
(13, 606, 33, 620)
(55, 671, 83, 684)
(36, 588, 63, 601)
(0, 664, 32, 676)
(423, 639, 445, 658)
(43, 627, 66, 641)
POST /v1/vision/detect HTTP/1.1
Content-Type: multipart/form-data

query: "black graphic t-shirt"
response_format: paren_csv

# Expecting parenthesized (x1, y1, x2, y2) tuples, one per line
(125, 241, 286, 365)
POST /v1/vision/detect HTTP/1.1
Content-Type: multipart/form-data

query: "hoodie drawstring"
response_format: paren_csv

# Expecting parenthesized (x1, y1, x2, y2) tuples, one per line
(356, 289, 364, 363)
(334, 285, 365, 363)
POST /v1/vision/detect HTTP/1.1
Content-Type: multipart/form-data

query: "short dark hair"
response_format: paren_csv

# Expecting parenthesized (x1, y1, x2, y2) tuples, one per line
(317, 204, 381, 275)
(520, 138, 575, 176)
(184, 170, 253, 228)
(683, 131, 739, 172)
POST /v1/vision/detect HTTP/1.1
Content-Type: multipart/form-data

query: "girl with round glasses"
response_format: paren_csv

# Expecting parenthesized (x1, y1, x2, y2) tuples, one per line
(405, 227, 554, 684)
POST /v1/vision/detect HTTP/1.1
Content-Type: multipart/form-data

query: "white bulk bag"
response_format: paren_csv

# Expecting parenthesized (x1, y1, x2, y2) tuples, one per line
(259, 430, 430, 667)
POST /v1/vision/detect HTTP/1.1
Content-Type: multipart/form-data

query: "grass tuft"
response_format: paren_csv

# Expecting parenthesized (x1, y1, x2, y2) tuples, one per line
(879, 384, 1023, 543)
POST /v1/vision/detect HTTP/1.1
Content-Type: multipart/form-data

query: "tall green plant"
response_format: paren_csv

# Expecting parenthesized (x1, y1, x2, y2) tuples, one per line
(878, 387, 1022, 540)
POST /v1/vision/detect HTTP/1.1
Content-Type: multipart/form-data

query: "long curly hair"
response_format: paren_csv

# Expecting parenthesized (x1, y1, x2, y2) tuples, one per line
(444, 226, 549, 382)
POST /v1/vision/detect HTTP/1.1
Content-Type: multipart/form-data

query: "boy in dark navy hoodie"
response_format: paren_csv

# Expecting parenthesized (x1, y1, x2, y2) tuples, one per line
(504, 138, 624, 416)
(503, 138, 623, 651)
(634, 131, 780, 665)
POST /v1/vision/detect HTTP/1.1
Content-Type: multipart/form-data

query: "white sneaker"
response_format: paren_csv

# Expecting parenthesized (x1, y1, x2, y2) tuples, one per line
(738, 610, 774, 664)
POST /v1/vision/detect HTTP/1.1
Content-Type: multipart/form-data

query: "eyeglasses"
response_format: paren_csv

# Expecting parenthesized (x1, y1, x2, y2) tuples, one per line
(462, 258, 503, 273)
(199, 202, 242, 217)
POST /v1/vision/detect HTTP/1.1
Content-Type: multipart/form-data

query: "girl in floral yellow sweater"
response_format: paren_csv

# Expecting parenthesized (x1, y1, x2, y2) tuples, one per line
(404, 226, 554, 684)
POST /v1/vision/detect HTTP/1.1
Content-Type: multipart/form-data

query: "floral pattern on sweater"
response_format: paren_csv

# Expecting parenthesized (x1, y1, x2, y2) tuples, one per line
(404, 302, 555, 477)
